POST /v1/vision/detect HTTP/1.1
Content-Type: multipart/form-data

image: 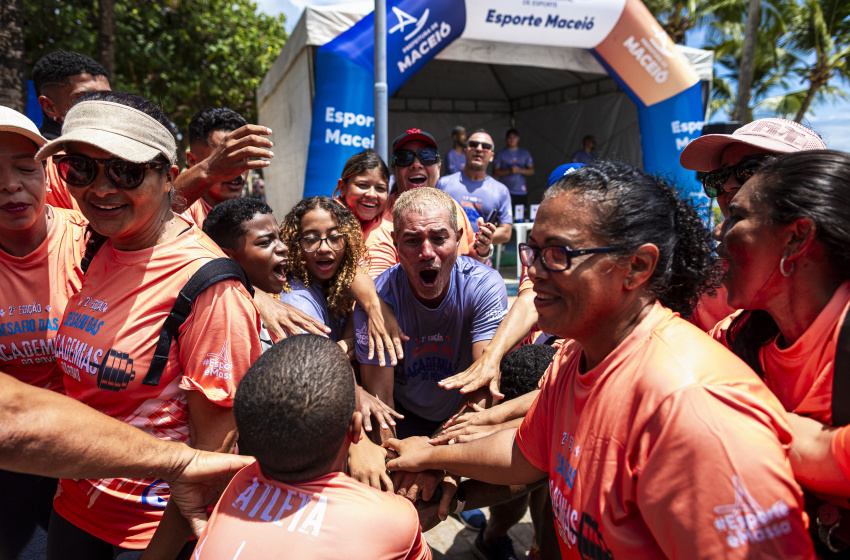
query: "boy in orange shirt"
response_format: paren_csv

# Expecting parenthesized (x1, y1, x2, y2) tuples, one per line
(195, 334, 431, 560)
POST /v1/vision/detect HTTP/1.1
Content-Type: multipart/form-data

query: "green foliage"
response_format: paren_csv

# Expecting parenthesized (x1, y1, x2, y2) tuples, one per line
(783, 0, 850, 121)
(24, 0, 287, 135)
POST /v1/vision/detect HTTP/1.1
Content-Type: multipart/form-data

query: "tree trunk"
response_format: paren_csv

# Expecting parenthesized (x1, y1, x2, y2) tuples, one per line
(97, 0, 116, 79)
(733, 0, 761, 123)
(0, 0, 26, 113)
(795, 74, 823, 122)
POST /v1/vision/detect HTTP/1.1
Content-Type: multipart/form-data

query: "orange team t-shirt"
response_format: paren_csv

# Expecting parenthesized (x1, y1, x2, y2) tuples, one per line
(195, 463, 432, 560)
(364, 191, 477, 279)
(0, 206, 87, 392)
(52, 220, 263, 548)
(45, 153, 81, 212)
(183, 197, 213, 228)
(711, 281, 850, 424)
(516, 303, 814, 559)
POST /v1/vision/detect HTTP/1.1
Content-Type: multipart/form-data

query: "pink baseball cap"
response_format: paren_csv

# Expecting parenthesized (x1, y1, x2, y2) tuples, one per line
(680, 117, 825, 171)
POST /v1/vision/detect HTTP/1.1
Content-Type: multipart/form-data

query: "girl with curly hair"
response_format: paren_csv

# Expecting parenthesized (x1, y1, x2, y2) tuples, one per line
(280, 196, 365, 344)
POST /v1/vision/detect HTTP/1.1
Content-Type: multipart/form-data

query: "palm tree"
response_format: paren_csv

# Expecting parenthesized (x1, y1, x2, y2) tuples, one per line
(644, 0, 746, 44)
(784, 0, 850, 122)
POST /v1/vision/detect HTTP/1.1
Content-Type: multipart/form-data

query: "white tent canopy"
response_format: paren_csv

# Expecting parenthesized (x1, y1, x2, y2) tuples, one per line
(257, 6, 713, 217)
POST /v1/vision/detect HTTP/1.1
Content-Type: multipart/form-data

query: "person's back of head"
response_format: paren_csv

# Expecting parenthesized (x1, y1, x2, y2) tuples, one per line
(187, 107, 247, 147)
(234, 334, 358, 482)
(32, 52, 110, 129)
(32, 51, 109, 98)
(203, 197, 274, 251)
(499, 344, 557, 401)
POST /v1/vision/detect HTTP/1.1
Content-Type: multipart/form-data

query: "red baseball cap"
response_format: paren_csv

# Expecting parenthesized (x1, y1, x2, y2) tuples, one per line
(680, 118, 825, 171)
(392, 128, 438, 151)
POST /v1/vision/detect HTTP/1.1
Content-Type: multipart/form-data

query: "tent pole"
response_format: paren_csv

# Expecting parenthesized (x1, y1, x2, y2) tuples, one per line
(374, 0, 388, 164)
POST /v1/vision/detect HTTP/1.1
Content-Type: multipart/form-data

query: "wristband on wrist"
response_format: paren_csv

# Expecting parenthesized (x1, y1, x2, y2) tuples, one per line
(475, 244, 494, 259)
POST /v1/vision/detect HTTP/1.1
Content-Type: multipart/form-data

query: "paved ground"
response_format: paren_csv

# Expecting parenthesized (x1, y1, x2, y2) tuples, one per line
(424, 507, 535, 559)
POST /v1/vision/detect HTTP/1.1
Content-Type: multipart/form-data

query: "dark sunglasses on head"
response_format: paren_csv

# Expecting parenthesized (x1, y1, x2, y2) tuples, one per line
(702, 155, 767, 198)
(56, 154, 168, 190)
(392, 148, 440, 167)
(467, 140, 493, 151)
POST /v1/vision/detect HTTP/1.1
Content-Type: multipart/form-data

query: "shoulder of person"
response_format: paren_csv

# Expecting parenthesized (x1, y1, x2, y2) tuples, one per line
(457, 255, 505, 287)
(52, 205, 88, 228)
(487, 175, 510, 192)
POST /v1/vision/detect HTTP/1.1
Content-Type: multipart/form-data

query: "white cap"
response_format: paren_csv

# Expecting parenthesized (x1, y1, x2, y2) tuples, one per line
(0, 105, 47, 147)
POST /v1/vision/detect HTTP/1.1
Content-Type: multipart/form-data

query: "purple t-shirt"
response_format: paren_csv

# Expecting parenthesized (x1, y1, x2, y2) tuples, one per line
(493, 147, 533, 195)
(280, 278, 346, 341)
(436, 172, 513, 233)
(445, 149, 465, 175)
(572, 150, 597, 164)
(353, 256, 508, 421)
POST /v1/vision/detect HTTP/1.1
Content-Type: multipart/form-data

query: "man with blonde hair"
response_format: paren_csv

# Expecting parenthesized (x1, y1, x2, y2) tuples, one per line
(354, 186, 507, 439)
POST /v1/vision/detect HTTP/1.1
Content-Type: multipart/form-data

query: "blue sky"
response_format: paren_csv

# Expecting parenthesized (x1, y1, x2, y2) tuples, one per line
(255, 0, 850, 151)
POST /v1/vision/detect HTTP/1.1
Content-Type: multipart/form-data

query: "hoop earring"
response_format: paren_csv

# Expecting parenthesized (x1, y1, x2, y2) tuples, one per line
(780, 256, 795, 277)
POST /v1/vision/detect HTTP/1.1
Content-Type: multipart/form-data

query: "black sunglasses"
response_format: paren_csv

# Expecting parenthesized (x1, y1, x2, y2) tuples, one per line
(518, 243, 618, 272)
(702, 155, 767, 198)
(393, 148, 439, 167)
(467, 140, 493, 151)
(56, 154, 168, 190)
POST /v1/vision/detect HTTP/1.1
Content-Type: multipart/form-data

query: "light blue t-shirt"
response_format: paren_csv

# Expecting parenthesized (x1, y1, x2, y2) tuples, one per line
(353, 256, 508, 422)
(445, 149, 466, 175)
(279, 278, 346, 341)
(493, 147, 533, 195)
(437, 172, 513, 233)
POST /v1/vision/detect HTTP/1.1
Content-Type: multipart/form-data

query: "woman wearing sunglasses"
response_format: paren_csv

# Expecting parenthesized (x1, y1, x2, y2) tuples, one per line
(280, 196, 364, 348)
(34, 91, 263, 560)
(711, 150, 850, 554)
(0, 106, 90, 559)
(679, 118, 826, 331)
(386, 161, 814, 558)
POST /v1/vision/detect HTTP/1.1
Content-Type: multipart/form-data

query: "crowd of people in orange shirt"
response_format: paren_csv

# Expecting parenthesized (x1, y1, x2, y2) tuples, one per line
(2, 50, 850, 560)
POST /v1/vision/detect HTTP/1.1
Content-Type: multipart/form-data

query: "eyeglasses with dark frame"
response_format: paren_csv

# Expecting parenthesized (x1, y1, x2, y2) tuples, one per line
(518, 243, 619, 272)
(466, 140, 493, 151)
(701, 155, 768, 198)
(56, 154, 168, 190)
(392, 148, 440, 167)
(298, 234, 347, 253)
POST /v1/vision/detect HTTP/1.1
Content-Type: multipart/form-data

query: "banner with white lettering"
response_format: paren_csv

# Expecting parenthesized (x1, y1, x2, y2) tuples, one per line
(303, 0, 706, 204)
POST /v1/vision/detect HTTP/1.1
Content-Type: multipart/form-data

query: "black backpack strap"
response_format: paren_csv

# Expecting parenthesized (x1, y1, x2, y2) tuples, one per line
(832, 308, 850, 426)
(142, 258, 254, 387)
(81, 230, 108, 274)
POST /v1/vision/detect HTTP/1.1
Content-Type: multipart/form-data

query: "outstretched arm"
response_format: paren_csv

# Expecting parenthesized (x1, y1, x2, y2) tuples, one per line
(348, 270, 408, 366)
(439, 288, 538, 397)
(385, 428, 547, 486)
(172, 124, 273, 212)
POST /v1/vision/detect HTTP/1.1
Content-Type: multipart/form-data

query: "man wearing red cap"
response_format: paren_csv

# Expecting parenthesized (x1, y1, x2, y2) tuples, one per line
(363, 128, 484, 278)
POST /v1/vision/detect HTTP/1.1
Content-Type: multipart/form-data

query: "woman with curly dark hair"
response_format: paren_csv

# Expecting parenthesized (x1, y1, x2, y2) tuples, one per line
(385, 161, 814, 558)
(280, 196, 365, 344)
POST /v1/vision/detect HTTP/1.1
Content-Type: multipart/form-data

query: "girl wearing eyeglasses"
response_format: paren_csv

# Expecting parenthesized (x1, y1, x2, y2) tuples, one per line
(0, 106, 90, 560)
(386, 161, 814, 559)
(33, 92, 263, 560)
(280, 196, 364, 347)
